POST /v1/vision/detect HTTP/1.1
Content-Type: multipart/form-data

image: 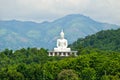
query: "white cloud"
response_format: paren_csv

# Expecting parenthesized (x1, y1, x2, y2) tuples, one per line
(83, 0, 120, 25)
(0, 0, 120, 25)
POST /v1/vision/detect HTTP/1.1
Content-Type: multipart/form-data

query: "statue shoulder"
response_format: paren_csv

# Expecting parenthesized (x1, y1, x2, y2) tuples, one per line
(57, 39, 61, 41)
(64, 39, 67, 41)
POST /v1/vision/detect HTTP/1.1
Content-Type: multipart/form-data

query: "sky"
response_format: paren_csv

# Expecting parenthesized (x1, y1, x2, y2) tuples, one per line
(0, 0, 120, 25)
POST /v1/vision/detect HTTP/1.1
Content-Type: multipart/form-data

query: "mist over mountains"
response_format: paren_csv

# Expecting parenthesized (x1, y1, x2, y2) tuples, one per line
(0, 14, 120, 50)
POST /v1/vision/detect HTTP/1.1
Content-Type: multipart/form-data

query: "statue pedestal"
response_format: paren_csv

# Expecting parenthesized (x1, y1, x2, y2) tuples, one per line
(48, 47, 77, 57)
(48, 51, 78, 57)
(54, 48, 71, 52)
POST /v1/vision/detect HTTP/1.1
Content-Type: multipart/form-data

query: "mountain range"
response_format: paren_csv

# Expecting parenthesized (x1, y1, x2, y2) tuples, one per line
(0, 14, 120, 50)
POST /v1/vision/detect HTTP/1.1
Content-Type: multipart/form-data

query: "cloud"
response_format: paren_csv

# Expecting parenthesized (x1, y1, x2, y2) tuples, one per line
(83, 0, 120, 25)
(0, 0, 87, 21)
(0, 0, 120, 25)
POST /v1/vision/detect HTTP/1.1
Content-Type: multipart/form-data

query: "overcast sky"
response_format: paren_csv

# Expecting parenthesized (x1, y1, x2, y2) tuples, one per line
(0, 0, 120, 25)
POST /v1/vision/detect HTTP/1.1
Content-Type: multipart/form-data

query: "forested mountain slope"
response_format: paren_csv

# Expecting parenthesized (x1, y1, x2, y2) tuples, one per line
(70, 28, 120, 52)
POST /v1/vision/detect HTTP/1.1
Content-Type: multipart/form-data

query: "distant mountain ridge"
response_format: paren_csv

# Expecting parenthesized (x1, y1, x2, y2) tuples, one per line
(0, 14, 120, 50)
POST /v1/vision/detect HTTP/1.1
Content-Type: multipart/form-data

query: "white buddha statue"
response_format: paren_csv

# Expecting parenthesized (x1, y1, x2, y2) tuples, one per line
(54, 30, 71, 52)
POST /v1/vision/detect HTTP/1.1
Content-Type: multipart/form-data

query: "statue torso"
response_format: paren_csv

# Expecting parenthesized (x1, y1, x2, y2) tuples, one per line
(57, 39, 67, 48)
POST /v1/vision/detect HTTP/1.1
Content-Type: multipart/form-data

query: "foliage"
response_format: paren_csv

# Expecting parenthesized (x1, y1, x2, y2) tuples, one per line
(0, 47, 120, 80)
(70, 28, 120, 52)
(58, 69, 79, 80)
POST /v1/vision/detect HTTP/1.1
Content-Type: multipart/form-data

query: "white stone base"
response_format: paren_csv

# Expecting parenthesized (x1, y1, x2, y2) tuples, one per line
(54, 48, 71, 52)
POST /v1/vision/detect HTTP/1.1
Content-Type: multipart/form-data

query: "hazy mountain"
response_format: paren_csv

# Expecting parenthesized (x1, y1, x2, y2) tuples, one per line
(0, 14, 120, 50)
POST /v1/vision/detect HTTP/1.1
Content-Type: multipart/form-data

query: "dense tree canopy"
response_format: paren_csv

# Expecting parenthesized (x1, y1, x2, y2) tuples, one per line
(58, 69, 79, 80)
(70, 28, 120, 52)
(0, 47, 120, 80)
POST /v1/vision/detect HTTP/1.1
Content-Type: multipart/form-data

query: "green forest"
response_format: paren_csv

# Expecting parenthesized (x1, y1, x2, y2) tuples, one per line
(0, 29, 120, 80)
(70, 28, 120, 52)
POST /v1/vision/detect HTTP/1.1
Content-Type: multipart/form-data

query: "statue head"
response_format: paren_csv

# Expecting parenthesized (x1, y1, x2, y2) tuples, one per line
(60, 29, 64, 39)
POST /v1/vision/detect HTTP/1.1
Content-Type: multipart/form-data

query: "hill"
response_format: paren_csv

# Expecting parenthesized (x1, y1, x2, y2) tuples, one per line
(0, 14, 120, 50)
(70, 28, 120, 52)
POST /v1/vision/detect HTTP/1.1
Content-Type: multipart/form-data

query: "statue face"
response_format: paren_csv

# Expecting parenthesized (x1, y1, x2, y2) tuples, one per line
(61, 34, 64, 39)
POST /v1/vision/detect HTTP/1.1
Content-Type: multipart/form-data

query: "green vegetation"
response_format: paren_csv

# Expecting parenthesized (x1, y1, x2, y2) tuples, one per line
(58, 69, 79, 80)
(0, 48, 64, 80)
(70, 28, 120, 52)
(0, 47, 120, 80)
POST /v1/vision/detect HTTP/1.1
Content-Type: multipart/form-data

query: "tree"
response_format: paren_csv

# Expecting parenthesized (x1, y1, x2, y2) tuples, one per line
(57, 69, 79, 80)
(81, 68, 96, 80)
